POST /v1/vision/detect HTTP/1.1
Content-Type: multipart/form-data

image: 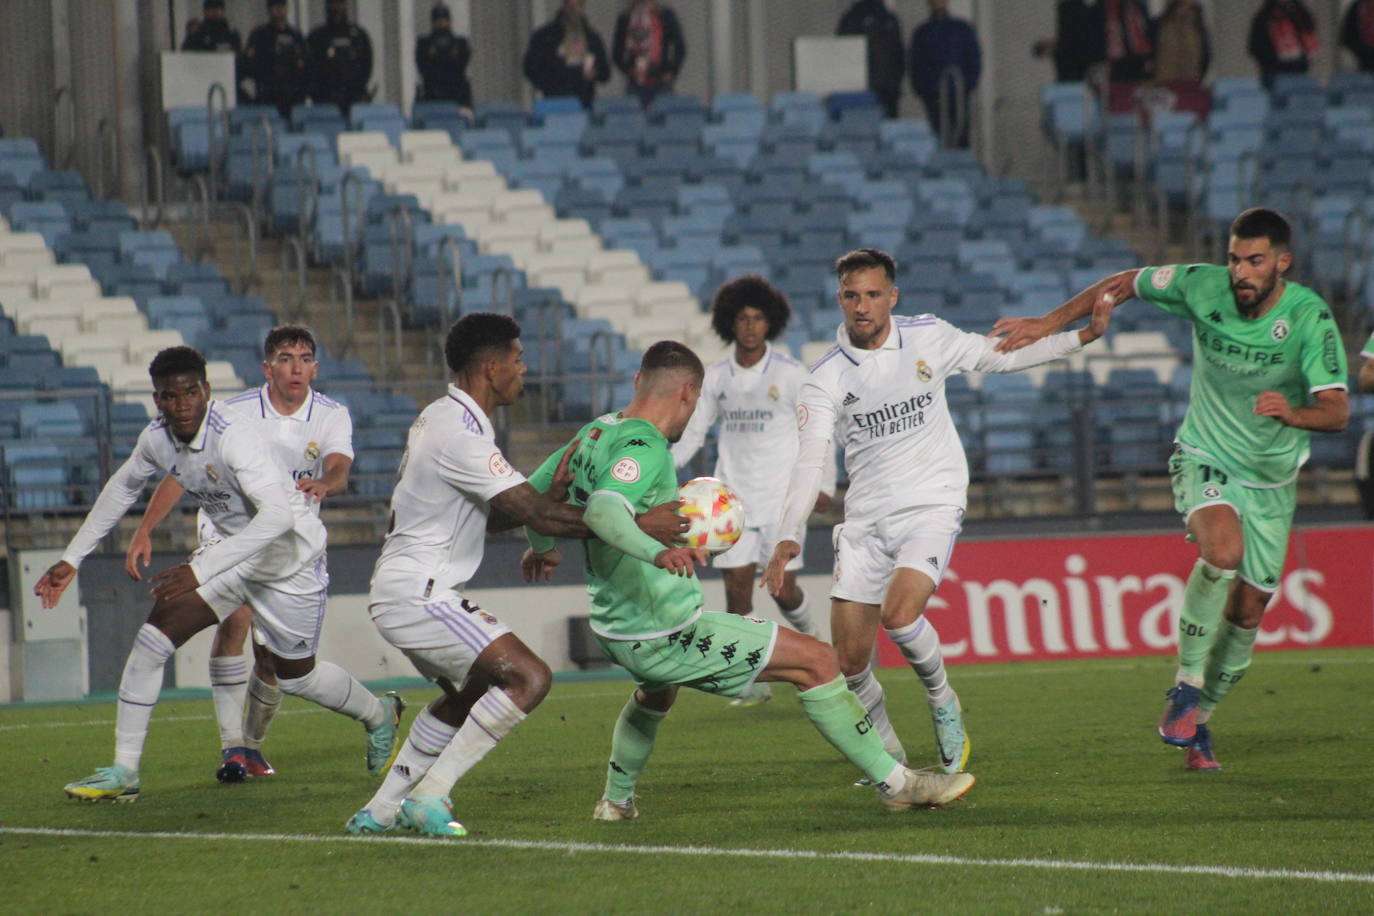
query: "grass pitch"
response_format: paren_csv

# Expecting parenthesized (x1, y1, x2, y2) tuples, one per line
(3, 650, 1372, 914)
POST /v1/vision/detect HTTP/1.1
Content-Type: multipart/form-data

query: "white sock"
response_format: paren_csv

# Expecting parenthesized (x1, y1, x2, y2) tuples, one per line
(243, 670, 282, 751)
(845, 666, 906, 761)
(114, 624, 176, 772)
(777, 589, 814, 636)
(886, 617, 955, 707)
(208, 656, 249, 749)
(278, 661, 385, 729)
(364, 708, 459, 824)
(414, 688, 526, 798)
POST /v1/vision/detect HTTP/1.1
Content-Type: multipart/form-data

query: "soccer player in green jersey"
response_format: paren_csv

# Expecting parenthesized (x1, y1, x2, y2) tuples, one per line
(991, 208, 1350, 770)
(524, 341, 976, 816)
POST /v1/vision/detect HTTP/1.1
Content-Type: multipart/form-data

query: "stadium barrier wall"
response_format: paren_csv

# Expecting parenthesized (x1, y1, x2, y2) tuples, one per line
(6, 523, 1368, 701)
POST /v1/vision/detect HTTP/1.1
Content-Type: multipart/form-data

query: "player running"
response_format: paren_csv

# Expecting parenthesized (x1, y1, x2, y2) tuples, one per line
(764, 248, 1112, 777)
(525, 340, 976, 819)
(345, 314, 683, 837)
(670, 276, 836, 707)
(38, 347, 401, 803)
(124, 326, 353, 783)
(991, 208, 1349, 770)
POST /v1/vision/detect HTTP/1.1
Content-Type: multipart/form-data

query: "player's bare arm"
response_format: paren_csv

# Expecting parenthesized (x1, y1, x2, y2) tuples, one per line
(1253, 388, 1349, 433)
(991, 268, 1139, 352)
(298, 453, 352, 503)
(489, 482, 592, 537)
(125, 475, 188, 581)
(34, 560, 78, 609)
(520, 546, 564, 583)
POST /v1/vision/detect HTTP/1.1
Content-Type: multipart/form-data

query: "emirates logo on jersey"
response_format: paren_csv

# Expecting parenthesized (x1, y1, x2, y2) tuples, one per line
(1271, 318, 1290, 342)
(916, 360, 932, 382)
(304, 441, 320, 461)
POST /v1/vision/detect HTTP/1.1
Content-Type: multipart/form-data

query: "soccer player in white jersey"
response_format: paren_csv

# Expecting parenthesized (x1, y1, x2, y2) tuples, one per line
(670, 276, 837, 707)
(36, 347, 401, 803)
(125, 326, 353, 782)
(764, 249, 1112, 776)
(345, 314, 682, 837)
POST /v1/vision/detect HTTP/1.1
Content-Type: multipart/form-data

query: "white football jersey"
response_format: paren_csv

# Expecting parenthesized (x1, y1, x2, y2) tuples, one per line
(223, 385, 354, 516)
(672, 343, 835, 527)
(62, 400, 327, 585)
(370, 385, 526, 604)
(799, 316, 1081, 522)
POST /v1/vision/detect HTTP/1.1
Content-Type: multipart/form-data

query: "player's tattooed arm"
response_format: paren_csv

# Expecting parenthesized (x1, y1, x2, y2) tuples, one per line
(991, 269, 1138, 352)
(490, 443, 588, 535)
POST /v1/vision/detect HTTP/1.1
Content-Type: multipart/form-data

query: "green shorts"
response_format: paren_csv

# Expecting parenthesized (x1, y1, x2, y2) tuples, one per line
(596, 611, 779, 699)
(1168, 447, 1296, 592)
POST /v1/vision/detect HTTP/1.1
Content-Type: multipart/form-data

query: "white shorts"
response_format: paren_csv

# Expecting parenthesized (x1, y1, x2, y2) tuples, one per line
(713, 522, 805, 572)
(196, 554, 329, 660)
(369, 592, 511, 685)
(830, 505, 964, 605)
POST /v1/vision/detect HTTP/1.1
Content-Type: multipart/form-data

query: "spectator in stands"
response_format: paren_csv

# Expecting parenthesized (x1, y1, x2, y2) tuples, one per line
(307, 0, 373, 115)
(524, 0, 611, 110)
(837, 0, 906, 118)
(416, 4, 474, 115)
(1153, 0, 1211, 85)
(1248, 0, 1319, 89)
(612, 1, 686, 109)
(182, 0, 242, 54)
(1357, 334, 1374, 517)
(242, 0, 309, 119)
(1103, 0, 1154, 82)
(908, 0, 981, 149)
(1034, 1, 1105, 83)
(1340, 0, 1374, 72)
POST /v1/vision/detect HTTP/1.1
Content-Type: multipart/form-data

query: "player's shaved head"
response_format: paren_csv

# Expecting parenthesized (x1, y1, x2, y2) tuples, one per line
(1230, 208, 1291, 251)
(148, 345, 208, 382)
(835, 248, 896, 283)
(445, 313, 522, 375)
(637, 340, 704, 392)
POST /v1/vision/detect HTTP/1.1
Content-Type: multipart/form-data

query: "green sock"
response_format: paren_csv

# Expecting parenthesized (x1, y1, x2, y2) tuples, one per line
(603, 694, 668, 804)
(1178, 559, 1236, 679)
(1200, 621, 1259, 712)
(799, 675, 903, 787)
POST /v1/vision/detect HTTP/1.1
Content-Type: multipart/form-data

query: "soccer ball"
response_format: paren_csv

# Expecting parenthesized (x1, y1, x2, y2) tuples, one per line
(677, 477, 746, 554)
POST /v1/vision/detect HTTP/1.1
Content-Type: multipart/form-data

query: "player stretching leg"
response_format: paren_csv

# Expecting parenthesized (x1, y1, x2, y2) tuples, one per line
(345, 315, 684, 837)
(993, 208, 1348, 769)
(765, 249, 1112, 777)
(670, 277, 836, 707)
(38, 347, 401, 803)
(524, 341, 974, 819)
(124, 326, 355, 782)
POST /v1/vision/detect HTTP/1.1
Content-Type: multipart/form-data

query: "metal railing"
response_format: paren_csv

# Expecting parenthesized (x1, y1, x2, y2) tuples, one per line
(94, 117, 119, 201)
(294, 143, 320, 251)
(140, 145, 166, 230)
(936, 66, 970, 152)
(280, 234, 308, 323)
(248, 116, 276, 234)
(204, 82, 231, 202)
(52, 85, 77, 169)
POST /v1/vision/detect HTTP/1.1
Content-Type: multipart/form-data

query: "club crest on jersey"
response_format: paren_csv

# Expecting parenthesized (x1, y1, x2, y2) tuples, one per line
(204, 464, 220, 483)
(1151, 266, 1174, 289)
(1270, 318, 1289, 342)
(1202, 484, 1221, 499)
(304, 441, 320, 462)
(916, 360, 932, 382)
(767, 385, 780, 401)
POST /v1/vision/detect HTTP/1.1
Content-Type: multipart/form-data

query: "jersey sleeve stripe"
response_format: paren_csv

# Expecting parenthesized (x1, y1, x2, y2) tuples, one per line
(1309, 382, 1348, 393)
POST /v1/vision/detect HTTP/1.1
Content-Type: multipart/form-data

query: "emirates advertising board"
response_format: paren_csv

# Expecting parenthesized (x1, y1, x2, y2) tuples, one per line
(878, 526, 1373, 666)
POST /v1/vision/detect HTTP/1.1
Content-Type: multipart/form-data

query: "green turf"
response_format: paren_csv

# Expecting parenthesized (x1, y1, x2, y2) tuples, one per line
(3, 650, 1372, 914)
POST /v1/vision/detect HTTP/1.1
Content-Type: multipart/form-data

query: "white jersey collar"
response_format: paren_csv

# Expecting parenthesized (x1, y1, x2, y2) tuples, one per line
(172, 399, 224, 453)
(729, 341, 774, 375)
(254, 383, 314, 423)
(834, 318, 902, 363)
(446, 383, 494, 435)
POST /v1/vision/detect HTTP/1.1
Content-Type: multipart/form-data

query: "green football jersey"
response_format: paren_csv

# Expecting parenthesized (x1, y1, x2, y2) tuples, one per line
(1363, 331, 1374, 360)
(529, 413, 702, 641)
(1135, 264, 1348, 486)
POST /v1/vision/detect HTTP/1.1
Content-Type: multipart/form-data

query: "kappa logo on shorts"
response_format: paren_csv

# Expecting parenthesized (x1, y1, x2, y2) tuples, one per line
(611, 457, 640, 482)
(720, 640, 738, 662)
(745, 648, 762, 669)
(1151, 266, 1175, 289)
(695, 633, 714, 657)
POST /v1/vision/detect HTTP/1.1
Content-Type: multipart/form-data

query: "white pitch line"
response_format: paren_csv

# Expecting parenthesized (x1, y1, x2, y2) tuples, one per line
(2, 826, 1370, 885)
